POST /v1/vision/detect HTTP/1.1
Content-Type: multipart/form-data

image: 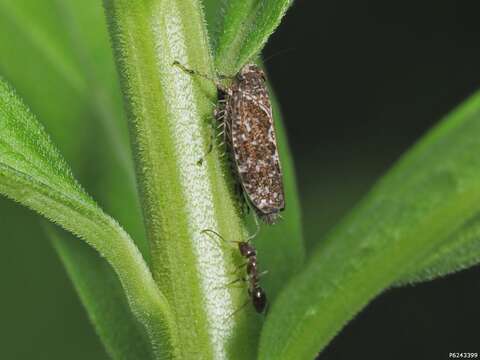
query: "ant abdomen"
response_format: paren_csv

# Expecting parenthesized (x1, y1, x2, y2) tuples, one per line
(250, 287, 267, 313)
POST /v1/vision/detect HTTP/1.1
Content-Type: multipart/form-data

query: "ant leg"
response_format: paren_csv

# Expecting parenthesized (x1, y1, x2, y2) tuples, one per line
(257, 270, 269, 278)
(225, 277, 246, 287)
(237, 262, 248, 270)
(263, 301, 270, 317)
(225, 299, 250, 320)
(226, 261, 248, 276)
(202, 228, 237, 247)
(213, 276, 246, 290)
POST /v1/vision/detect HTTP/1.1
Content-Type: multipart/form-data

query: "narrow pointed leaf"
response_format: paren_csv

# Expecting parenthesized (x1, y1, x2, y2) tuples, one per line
(48, 227, 154, 360)
(0, 1, 155, 357)
(259, 91, 480, 360)
(0, 78, 175, 358)
(396, 208, 480, 284)
(0, 1, 145, 252)
(215, 0, 293, 76)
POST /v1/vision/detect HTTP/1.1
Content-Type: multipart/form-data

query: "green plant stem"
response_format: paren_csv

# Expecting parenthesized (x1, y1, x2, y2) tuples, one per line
(104, 0, 257, 358)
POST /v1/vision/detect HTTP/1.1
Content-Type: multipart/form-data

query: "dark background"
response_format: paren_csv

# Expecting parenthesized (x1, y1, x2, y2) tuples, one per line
(264, 1, 480, 359)
(1, 1, 480, 359)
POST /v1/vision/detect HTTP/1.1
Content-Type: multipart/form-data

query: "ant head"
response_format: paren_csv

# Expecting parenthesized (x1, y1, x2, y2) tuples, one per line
(251, 288, 267, 313)
(238, 242, 256, 258)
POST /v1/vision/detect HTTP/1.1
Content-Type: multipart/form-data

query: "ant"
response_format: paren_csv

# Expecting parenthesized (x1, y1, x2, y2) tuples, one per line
(201, 229, 267, 314)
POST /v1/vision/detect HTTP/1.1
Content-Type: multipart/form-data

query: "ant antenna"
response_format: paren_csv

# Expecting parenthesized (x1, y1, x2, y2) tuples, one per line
(201, 228, 227, 244)
(202, 223, 259, 245)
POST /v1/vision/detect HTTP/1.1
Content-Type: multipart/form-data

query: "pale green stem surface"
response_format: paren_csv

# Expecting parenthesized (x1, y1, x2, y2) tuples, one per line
(104, 0, 260, 358)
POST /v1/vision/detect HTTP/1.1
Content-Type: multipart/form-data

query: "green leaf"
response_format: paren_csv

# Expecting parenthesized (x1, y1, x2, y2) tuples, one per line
(259, 91, 480, 360)
(0, 0, 144, 246)
(0, 0, 90, 167)
(214, 0, 293, 75)
(48, 226, 154, 360)
(0, 1, 155, 357)
(396, 208, 480, 284)
(0, 78, 175, 358)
